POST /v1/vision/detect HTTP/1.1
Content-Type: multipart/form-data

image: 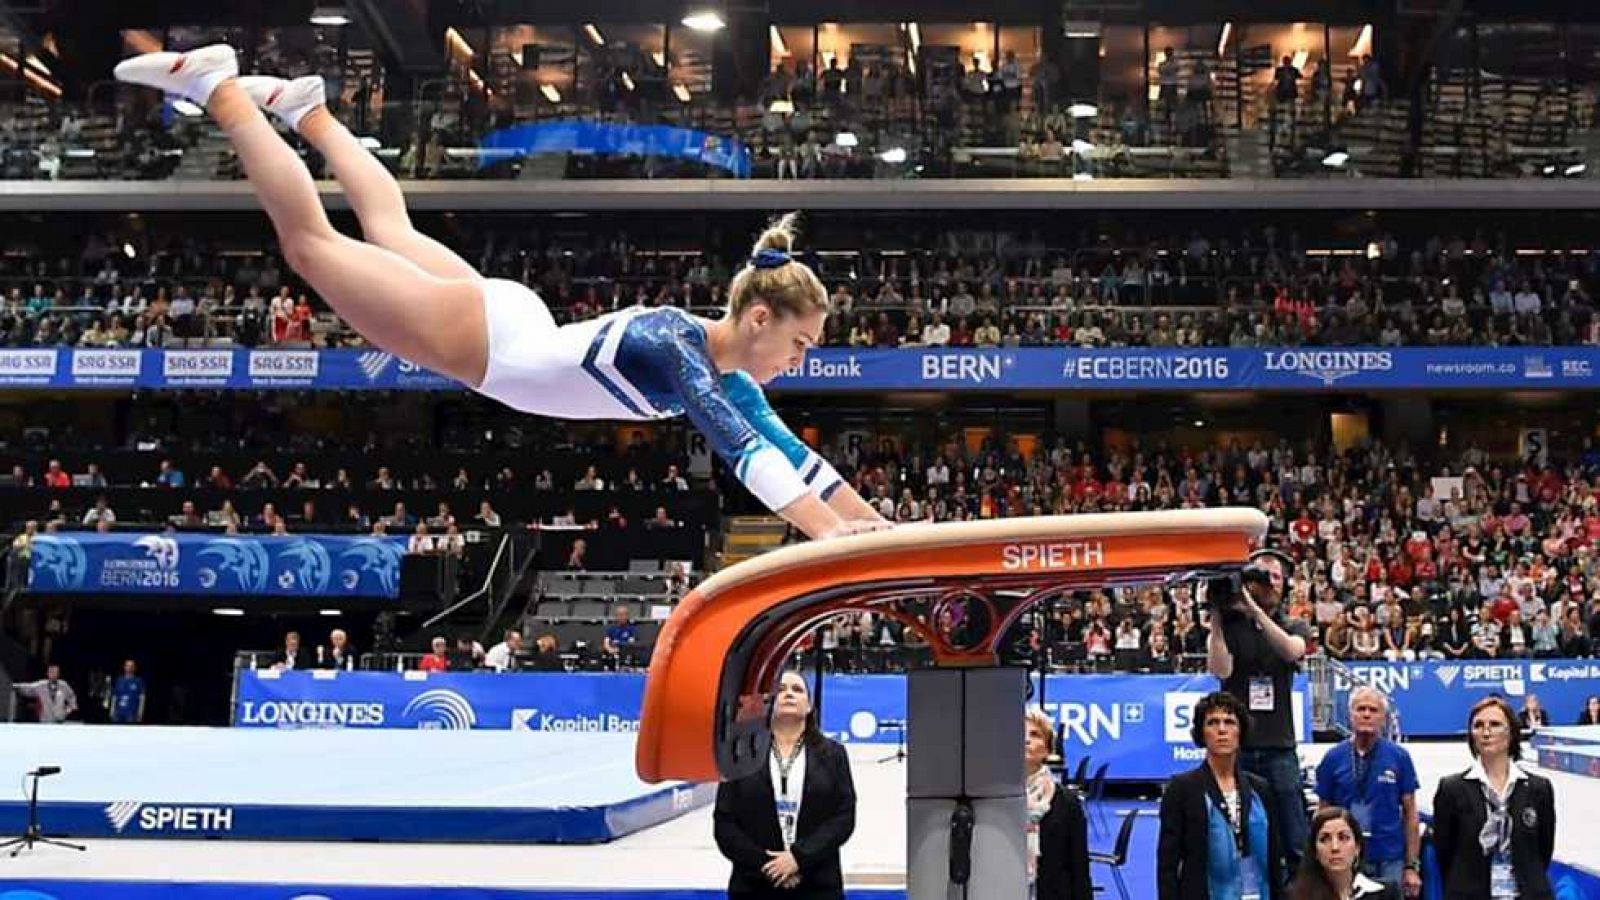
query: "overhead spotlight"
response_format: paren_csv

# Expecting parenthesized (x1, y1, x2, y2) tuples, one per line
(1542, 164, 1557, 175)
(212, 607, 246, 617)
(357, 136, 382, 150)
(835, 131, 859, 148)
(1322, 150, 1349, 167)
(1067, 103, 1098, 119)
(171, 99, 204, 117)
(1566, 163, 1588, 176)
(319, 609, 342, 617)
(681, 11, 726, 32)
(620, 71, 635, 91)
(24, 54, 52, 77)
(878, 147, 907, 164)
(768, 98, 795, 114)
(122, 243, 137, 259)
(309, 5, 350, 25)
(672, 83, 692, 103)
(1070, 139, 1095, 155)
(1193, 419, 1207, 428)
(583, 24, 605, 47)
(539, 83, 562, 104)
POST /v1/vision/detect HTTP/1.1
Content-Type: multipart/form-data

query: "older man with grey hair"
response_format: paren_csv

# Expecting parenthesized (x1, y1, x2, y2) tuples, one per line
(1314, 685, 1422, 897)
(14, 664, 77, 723)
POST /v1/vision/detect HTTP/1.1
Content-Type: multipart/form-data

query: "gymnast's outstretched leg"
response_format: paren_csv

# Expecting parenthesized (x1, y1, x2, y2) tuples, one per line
(237, 75, 480, 282)
(113, 46, 489, 386)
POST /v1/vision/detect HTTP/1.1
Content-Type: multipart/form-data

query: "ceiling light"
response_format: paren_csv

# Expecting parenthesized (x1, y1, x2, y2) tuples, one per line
(212, 607, 245, 617)
(1218, 22, 1233, 57)
(309, 5, 351, 26)
(673, 83, 692, 103)
(583, 24, 605, 46)
(1565, 163, 1587, 176)
(319, 609, 342, 616)
(540, 83, 562, 103)
(122, 243, 137, 259)
(620, 71, 635, 91)
(1068, 103, 1098, 119)
(24, 54, 51, 76)
(682, 11, 726, 32)
(770, 25, 788, 57)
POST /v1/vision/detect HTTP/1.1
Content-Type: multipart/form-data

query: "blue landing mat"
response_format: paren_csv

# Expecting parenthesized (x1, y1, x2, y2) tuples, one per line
(0, 725, 710, 843)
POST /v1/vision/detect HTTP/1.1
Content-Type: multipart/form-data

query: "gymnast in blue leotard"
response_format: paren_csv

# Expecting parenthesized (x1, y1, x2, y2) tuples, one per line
(113, 43, 887, 540)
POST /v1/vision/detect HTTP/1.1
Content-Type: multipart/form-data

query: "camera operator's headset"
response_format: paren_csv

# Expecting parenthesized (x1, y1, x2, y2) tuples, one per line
(1240, 547, 1294, 593)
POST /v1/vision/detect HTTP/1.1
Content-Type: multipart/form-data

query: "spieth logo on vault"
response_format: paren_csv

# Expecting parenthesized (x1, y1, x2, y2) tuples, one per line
(1001, 541, 1105, 571)
(105, 801, 234, 833)
(248, 350, 320, 379)
(163, 350, 234, 378)
(71, 349, 142, 377)
(1263, 350, 1392, 386)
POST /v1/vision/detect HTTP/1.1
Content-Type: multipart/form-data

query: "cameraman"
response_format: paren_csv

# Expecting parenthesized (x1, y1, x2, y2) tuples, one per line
(1206, 548, 1312, 874)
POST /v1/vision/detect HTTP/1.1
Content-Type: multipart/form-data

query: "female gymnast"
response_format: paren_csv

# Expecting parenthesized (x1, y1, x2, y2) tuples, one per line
(114, 44, 887, 541)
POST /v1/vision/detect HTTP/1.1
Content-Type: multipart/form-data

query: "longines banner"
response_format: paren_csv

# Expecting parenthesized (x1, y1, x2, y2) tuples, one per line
(0, 347, 1594, 391)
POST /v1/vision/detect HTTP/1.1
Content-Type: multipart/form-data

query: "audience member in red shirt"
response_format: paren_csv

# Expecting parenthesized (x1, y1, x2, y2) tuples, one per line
(418, 636, 451, 672)
(42, 460, 70, 489)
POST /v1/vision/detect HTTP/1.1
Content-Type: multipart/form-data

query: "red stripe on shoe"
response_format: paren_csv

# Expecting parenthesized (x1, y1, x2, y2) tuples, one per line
(168, 55, 186, 74)
(267, 85, 285, 107)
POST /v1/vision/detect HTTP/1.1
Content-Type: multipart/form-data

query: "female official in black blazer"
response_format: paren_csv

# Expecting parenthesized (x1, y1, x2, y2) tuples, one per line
(1432, 696, 1556, 900)
(1577, 695, 1600, 726)
(1157, 691, 1286, 900)
(1025, 706, 1093, 900)
(714, 670, 857, 899)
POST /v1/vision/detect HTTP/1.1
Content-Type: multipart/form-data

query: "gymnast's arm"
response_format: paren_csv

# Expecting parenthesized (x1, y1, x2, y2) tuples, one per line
(720, 370, 887, 524)
(667, 347, 848, 541)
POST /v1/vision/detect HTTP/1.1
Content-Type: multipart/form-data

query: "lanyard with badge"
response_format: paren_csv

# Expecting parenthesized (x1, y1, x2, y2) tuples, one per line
(1218, 790, 1262, 900)
(774, 742, 802, 849)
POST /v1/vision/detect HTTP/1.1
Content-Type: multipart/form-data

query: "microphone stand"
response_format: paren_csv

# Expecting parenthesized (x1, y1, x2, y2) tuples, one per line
(1, 768, 86, 856)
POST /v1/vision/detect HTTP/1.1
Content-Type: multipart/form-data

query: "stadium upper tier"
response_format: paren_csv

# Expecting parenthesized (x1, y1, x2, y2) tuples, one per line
(0, 15, 1596, 185)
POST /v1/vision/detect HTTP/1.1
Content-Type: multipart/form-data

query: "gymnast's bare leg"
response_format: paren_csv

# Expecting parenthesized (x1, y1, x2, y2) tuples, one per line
(237, 75, 481, 282)
(114, 47, 489, 386)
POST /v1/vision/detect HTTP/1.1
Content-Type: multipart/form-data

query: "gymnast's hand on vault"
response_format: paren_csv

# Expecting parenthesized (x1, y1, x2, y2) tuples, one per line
(825, 518, 895, 539)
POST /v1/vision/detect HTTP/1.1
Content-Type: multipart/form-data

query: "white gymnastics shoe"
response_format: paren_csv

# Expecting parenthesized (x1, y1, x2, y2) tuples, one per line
(237, 75, 327, 131)
(113, 43, 238, 106)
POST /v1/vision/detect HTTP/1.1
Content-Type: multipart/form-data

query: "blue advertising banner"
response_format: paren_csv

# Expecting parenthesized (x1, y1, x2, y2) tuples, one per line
(479, 121, 752, 177)
(29, 533, 408, 599)
(231, 670, 1308, 782)
(0, 348, 457, 391)
(1337, 659, 1600, 736)
(0, 346, 1594, 392)
(767, 347, 1600, 392)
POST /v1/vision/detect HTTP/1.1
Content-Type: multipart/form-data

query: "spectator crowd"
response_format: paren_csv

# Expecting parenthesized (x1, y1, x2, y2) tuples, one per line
(1, 223, 1598, 353)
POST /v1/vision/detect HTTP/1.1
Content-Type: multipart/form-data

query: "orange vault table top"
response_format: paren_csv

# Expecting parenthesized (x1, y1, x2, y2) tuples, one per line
(635, 508, 1269, 784)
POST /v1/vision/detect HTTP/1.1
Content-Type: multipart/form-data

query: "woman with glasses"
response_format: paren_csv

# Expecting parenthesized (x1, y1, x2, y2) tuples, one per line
(1432, 696, 1556, 900)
